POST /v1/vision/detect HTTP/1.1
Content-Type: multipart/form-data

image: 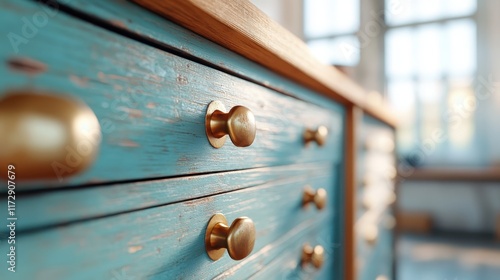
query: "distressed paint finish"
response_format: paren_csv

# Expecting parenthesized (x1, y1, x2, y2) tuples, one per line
(58, 0, 346, 114)
(62, 0, 395, 127)
(0, 171, 337, 279)
(0, 0, 344, 190)
(247, 218, 337, 280)
(0, 162, 333, 232)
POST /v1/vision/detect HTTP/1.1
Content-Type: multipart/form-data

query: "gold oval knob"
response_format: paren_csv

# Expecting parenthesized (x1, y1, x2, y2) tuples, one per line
(301, 244, 324, 269)
(364, 224, 379, 245)
(384, 215, 396, 230)
(205, 213, 256, 261)
(304, 125, 328, 146)
(302, 186, 327, 210)
(0, 91, 101, 181)
(205, 101, 256, 148)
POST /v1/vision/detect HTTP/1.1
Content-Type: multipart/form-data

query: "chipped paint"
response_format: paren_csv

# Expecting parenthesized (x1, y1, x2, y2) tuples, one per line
(7, 57, 47, 75)
(126, 108, 143, 118)
(147, 74, 163, 83)
(98, 72, 129, 82)
(183, 196, 214, 206)
(69, 74, 89, 87)
(110, 20, 127, 28)
(176, 74, 188, 85)
(146, 102, 157, 109)
(128, 245, 143, 254)
(150, 231, 173, 241)
(119, 140, 139, 147)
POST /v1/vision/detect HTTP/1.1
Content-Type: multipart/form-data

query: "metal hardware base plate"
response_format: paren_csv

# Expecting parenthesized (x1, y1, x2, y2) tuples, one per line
(205, 213, 228, 261)
(205, 101, 227, 148)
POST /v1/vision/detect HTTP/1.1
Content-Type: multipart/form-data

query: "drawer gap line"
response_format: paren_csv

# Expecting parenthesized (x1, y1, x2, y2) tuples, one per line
(8, 160, 335, 195)
(1, 166, 334, 236)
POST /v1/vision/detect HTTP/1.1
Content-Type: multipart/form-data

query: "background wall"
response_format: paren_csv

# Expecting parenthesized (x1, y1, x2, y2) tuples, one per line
(399, 181, 500, 232)
(401, 0, 500, 234)
(479, 0, 500, 166)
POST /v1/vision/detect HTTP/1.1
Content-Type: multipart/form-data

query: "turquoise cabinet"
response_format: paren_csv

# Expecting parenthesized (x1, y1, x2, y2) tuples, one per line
(355, 115, 397, 280)
(0, 0, 348, 279)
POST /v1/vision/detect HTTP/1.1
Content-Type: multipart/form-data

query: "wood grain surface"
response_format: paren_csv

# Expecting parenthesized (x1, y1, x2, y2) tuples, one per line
(53, 0, 350, 114)
(0, 169, 338, 279)
(407, 168, 500, 181)
(0, 0, 343, 190)
(0, 162, 333, 232)
(246, 217, 336, 280)
(132, 0, 396, 127)
(344, 106, 361, 280)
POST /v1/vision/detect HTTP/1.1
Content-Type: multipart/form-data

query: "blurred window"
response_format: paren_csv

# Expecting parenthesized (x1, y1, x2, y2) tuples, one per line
(304, 0, 360, 66)
(385, 0, 477, 166)
(386, 0, 476, 26)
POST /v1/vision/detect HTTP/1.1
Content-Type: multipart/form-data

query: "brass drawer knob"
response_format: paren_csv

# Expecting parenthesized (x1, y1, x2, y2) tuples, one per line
(0, 91, 101, 181)
(364, 224, 379, 245)
(302, 186, 327, 210)
(205, 101, 256, 148)
(384, 215, 396, 230)
(304, 125, 328, 146)
(301, 244, 324, 269)
(205, 213, 256, 261)
(365, 134, 395, 152)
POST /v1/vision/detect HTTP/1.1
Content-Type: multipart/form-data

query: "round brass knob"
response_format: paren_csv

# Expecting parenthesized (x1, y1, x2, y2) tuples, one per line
(365, 134, 394, 152)
(304, 125, 328, 146)
(205, 101, 256, 148)
(364, 224, 379, 245)
(384, 215, 396, 230)
(302, 186, 327, 210)
(205, 213, 256, 261)
(0, 91, 101, 181)
(301, 244, 324, 269)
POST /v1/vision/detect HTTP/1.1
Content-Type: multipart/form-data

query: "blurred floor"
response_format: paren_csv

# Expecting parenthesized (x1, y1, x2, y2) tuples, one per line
(397, 233, 500, 280)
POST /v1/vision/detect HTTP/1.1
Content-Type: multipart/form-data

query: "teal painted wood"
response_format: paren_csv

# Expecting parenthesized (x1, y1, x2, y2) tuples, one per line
(333, 147, 347, 280)
(0, 162, 333, 232)
(0, 171, 338, 279)
(247, 217, 337, 280)
(357, 212, 394, 280)
(0, 0, 344, 190)
(217, 214, 335, 280)
(57, 0, 345, 113)
(356, 114, 396, 280)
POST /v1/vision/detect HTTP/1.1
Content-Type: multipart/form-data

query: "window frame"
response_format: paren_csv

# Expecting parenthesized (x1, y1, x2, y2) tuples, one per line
(383, 2, 479, 166)
(303, 0, 361, 66)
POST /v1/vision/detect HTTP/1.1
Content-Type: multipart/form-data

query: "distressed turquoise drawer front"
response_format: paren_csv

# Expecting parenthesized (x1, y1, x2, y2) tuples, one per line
(0, 0, 343, 190)
(1, 162, 331, 232)
(0, 166, 338, 279)
(214, 214, 337, 279)
(248, 217, 337, 280)
(54, 0, 346, 111)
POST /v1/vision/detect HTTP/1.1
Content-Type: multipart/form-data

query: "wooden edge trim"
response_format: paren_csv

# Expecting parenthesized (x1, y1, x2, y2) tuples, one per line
(344, 106, 362, 280)
(406, 168, 500, 181)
